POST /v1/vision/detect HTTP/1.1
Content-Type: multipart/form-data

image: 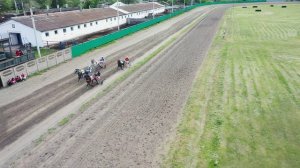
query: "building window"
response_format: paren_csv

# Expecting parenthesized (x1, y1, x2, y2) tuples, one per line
(54, 30, 58, 34)
(114, 17, 116, 20)
(110, 18, 112, 21)
(96, 21, 98, 25)
(78, 25, 81, 29)
(45, 32, 49, 37)
(63, 28, 66, 33)
(90, 22, 93, 26)
(106, 19, 108, 22)
(12, 24, 15, 28)
(71, 27, 74, 31)
(84, 24, 87, 27)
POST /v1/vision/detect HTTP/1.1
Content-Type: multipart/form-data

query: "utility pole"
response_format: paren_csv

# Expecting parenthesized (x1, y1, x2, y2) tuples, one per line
(152, 0, 154, 19)
(116, 0, 120, 31)
(80, 0, 83, 11)
(172, 0, 173, 13)
(30, 8, 41, 58)
(21, 0, 26, 16)
(56, 0, 59, 9)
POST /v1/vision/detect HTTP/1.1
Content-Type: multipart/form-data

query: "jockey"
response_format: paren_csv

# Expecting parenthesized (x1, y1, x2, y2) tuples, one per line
(99, 56, 105, 63)
(21, 73, 27, 80)
(125, 56, 129, 62)
(125, 56, 130, 67)
(99, 56, 105, 68)
(91, 59, 97, 65)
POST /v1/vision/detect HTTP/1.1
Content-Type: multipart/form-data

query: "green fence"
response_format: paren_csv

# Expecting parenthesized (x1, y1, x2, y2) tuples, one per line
(72, 0, 266, 57)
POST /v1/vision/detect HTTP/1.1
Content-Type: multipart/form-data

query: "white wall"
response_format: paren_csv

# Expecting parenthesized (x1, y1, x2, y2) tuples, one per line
(0, 68, 15, 87)
(0, 20, 44, 47)
(153, 7, 165, 15)
(41, 17, 128, 46)
(25, 60, 38, 75)
(41, 6, 165, 46)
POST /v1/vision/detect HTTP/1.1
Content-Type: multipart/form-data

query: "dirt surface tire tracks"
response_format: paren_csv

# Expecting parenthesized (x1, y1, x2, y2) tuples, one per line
(0, 7, 214, 150)
(8, 6, 229, 168)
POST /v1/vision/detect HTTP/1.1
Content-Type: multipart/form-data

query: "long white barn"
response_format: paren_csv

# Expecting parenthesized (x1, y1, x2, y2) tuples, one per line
(0, 2, 165, 47)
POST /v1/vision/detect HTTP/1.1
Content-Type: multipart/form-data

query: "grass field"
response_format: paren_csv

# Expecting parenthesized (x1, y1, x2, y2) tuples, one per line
(163, 4, 300, 168)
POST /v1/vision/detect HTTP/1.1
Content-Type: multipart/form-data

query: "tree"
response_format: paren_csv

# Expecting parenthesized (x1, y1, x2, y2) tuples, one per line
(50, 0, 67, 8)
(66, 0, 81, 7)
(120, 0, 139, 4)
(35, 0, 52, 8)
(0, 0, 13, 11)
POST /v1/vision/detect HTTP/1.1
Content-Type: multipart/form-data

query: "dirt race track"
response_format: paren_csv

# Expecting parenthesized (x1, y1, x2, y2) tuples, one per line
(1, 5, 229, 168)
(0, 6, 214, 150)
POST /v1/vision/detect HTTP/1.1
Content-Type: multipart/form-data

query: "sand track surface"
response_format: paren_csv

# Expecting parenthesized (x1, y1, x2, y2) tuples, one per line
(0, 6, 213, 151)
(7, 6, 228, 168)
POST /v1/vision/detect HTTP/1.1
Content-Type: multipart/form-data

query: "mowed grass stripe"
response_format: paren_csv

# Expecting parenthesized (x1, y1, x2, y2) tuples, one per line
(163, 4, 300, 168)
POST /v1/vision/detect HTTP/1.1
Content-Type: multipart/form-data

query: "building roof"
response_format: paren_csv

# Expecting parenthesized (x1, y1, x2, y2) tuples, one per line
(118, 2, 164, 13)
(11, 8, 125, 32)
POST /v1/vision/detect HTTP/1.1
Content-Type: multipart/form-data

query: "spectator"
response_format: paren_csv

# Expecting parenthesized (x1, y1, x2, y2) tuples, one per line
(19, 50, 23, 56)
(15, 50, 22, 57)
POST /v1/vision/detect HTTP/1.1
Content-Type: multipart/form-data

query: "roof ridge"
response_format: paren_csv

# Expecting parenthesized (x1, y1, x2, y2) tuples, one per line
(12, 7, 115, 19)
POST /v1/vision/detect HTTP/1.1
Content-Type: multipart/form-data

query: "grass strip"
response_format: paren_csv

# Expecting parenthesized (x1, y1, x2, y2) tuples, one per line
(58, 113, 75, 126)
(163, 4, 300, 168)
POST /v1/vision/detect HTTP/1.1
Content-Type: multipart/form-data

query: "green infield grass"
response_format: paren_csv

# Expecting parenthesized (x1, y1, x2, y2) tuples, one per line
(164, 4, 300, 168)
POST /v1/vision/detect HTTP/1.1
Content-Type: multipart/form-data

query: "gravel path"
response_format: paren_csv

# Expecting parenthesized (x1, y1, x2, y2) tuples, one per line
(8, 6, 228, 168)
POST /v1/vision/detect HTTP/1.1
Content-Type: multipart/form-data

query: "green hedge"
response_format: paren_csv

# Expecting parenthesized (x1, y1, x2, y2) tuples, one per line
(71, 0, 265, 57)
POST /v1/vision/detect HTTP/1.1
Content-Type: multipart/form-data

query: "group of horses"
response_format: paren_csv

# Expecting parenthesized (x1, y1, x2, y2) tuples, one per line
(75, 57, 130, 87)
(74, 68, 102, 87)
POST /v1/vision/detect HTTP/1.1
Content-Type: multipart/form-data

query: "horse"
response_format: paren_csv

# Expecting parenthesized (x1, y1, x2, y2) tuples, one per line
(117, 59, 125, 70)
(99, 61, 106, 69)
(91, 59, 106, 73)
(75, 66, 95, 82)
(74, 69, 85, 82)
(84, 72, 103, 87)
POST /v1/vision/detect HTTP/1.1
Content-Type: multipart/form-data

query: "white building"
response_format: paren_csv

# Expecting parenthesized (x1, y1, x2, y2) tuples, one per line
(0, 2, 165, 47)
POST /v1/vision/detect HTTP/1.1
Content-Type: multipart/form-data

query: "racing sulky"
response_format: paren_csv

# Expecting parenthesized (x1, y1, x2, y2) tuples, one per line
(84, 71, 103, 87)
